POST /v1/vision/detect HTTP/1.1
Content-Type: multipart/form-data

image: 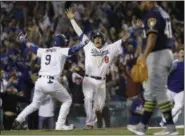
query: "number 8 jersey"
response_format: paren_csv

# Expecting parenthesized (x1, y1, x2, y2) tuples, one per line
(37, 47, 69, 79)
(81, 35, 123, 78)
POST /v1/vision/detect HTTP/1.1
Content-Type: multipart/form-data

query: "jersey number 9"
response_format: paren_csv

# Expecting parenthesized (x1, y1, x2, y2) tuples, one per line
(45, 55, 51, 65)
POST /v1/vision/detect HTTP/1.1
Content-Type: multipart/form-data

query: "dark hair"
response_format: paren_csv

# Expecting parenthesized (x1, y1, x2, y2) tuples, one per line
(91, 31, 105, 44)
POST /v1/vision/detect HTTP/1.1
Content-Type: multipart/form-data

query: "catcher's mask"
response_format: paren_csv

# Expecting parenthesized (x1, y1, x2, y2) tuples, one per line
(91, 31, 105, 46)
(52, 34, 68, 47)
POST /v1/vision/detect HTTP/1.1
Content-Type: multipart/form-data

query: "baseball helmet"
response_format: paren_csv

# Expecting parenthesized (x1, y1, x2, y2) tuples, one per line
(91, 31, 105, 45)
(52, 34, 68, 47)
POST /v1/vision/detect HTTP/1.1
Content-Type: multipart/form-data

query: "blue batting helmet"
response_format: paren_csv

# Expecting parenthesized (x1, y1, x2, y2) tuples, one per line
(52, 34, 68, 47)
(91, 31, 105, 45)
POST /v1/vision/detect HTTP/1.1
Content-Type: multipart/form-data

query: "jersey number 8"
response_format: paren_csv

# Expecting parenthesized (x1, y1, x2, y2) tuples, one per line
(104, 56, 109, 63)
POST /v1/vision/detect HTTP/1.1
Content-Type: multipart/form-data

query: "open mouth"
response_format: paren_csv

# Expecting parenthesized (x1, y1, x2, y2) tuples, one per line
(96, 41, 100, 44)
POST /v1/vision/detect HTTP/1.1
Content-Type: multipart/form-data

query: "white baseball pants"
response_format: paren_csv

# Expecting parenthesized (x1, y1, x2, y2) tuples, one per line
(82, 76, 106, 126)
(16, 77, 72, 128)
(165, 90, 184, 123)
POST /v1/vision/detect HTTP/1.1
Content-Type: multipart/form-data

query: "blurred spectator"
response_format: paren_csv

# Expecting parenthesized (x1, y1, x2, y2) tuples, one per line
(96, 106, 111, 128)
(127, 94, 144, 128)
(38, 95, 55, 129)
(66, 66, 85, 119)
(0, 101, 3, 130)
(67, 66, 84, 104)
(1, 88, 27, 130)
(0, 69, 9, 130)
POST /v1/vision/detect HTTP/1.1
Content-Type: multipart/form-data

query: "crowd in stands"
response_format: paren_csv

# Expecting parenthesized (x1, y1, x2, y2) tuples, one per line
(0, 1, 184, 130)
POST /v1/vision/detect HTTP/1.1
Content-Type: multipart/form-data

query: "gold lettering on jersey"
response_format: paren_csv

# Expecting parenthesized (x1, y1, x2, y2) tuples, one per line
(147, 18, 157, 29)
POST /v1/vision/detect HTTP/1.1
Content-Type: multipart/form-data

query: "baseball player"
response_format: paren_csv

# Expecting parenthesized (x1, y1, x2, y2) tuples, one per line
(12, 32, 89, 130)
(160, 47, 184, 126)
(127, 2, 178, 135)
(66, 8, 130, 129)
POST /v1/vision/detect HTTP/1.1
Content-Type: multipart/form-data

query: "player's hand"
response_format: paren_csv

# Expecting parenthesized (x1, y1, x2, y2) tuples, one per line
(137, 54, 146, 64)
(16, 31, 27, 43)
(122, 32, 130, 42)
(65, 8, 75, 20)
(132, 19, 144, 29)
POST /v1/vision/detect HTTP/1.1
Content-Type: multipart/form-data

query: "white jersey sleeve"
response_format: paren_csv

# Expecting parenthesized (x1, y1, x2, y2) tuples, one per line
(80, 34, 93, 51)
(70, 19, 92, 51)
(108, 39, 123, 57)
(37, 48, 46, 58)
(59, 48, 70, 56)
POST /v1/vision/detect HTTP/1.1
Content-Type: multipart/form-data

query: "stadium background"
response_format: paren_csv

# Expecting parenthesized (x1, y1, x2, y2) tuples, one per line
(0, 1, 184, 130)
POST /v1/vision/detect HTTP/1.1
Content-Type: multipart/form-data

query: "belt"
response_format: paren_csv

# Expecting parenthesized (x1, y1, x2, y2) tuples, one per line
(85, 75, 105, 80)
(39, 75, 54, 80)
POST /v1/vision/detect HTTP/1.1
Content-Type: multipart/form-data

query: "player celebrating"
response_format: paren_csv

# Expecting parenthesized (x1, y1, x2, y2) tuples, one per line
(12, 32, 89, 130)
(66, 8, 130, 129)
(127, 1, 178, 135)
(160, 47, 184, 126)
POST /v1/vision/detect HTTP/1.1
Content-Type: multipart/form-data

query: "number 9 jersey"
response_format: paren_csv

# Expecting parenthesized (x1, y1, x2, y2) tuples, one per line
(37, 47, 69, 79)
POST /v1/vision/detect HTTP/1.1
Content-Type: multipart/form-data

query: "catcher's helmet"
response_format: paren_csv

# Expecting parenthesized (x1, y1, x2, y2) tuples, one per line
(91, 31, 105, 45)
(52, 34, 68, 47)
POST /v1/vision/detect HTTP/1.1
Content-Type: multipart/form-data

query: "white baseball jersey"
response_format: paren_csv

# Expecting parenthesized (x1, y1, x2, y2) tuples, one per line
(81, 35, 123, 78)
(37, 47, 69, 79)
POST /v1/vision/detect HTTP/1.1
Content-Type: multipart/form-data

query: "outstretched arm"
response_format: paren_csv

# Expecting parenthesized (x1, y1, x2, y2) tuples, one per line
(17, 32, 39, 54)
(121, 19, 144, 43)
(66, 8, 88, 43)
(68, 39, 89, 56)
(131, 19, 145, 33)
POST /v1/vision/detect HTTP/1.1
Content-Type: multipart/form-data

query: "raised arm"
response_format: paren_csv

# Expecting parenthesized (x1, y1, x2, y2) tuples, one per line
(113, 20, 144, 57)
(65, 8, 88, 43)
(17, 32, 39, 54)
(121, 19, 144, 43)
(66, 8, 83, 36)
(68, 39, 89, 56)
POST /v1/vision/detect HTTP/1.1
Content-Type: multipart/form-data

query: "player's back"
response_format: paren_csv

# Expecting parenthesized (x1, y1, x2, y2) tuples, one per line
(143, 6, 173, 52)
(37, 47, 69, 78)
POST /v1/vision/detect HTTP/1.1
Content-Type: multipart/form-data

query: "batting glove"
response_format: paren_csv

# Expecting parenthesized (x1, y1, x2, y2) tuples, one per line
(16, 31, 27, 43)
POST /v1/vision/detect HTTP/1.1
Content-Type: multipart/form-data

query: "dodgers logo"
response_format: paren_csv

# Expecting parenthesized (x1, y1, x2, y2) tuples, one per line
(91, 48, 109, 56)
